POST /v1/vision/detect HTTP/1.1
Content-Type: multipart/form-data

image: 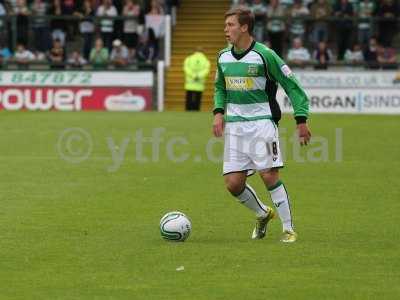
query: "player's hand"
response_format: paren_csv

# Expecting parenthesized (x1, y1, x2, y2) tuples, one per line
(297, 123, 311, 146)
(213, 113, 224, 137)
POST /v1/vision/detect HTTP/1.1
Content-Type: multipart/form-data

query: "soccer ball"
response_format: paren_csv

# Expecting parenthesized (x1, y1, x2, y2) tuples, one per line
(160, 211, 191, 242)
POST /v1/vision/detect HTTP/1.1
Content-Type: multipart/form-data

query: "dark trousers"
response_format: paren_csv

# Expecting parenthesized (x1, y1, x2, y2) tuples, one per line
(185, 90, 202, 111)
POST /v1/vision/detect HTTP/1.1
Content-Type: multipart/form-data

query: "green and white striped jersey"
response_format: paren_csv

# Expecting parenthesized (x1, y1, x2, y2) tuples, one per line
(214, 40, 309, 122)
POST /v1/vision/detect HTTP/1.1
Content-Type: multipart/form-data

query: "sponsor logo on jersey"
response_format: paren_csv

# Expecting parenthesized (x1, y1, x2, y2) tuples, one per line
(280, 64, 293, 77)
(225, 77, 254, 90)
(247, 65, 259, 76)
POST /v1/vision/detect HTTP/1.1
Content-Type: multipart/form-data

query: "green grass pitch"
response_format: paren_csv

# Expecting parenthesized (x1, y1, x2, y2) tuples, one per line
(1, 111, 399, 299)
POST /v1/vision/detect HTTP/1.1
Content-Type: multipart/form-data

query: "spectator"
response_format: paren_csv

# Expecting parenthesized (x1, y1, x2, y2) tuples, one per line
(33, 50, 46, 62)
(357, 0, 375, 47)
(122, 0, 141, 51)
(49, 0, 67, 46)
(148, 0, 164, 15)
(48, 38, 65, 69)
(377, 45, 397, 69)
(334, 0, 354, 61)
(110, 38, 129, 67)
(363, 37, 379, 69)
(96, 0, 118, 51)
(231, 0, 249, 9)
(74, 0, 95, 60)
(287, 0, 310, 41)
(375, 0, 400, 47)
(14, 0, 30, 46)
(14, 43, 35, 66)
(30, 0, 51, 53)
(344, 43, 364, 65)
(89, 37, 109, 68)
(250, 0, 267, 42)
(266, 0, 285, 57)
(312, 41, 333, 69)
(62, 0, 76, 15)
(67, 50, 87, 68)
(310, 0, 331, 45)
(0, 1, 7, 45)
(287, 37, 311, 68)
(136, 29, 158, 63)
(0, 42, 12, 67)
(183, 47, 210, 111)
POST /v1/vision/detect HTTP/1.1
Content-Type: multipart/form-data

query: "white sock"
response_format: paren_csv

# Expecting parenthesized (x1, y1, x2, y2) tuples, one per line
(235, 184, 269, 218)
(268, 181, 294, 232)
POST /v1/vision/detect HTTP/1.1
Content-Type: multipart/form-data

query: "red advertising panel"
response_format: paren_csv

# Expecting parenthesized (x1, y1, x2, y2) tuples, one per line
(0, 86, 152, 111)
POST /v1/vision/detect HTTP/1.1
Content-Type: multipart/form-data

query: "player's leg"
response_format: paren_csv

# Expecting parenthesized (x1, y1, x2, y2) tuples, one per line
(259, 169, 297, 243)
(224, 171, 274, 239)
(224, 171, 269, 218)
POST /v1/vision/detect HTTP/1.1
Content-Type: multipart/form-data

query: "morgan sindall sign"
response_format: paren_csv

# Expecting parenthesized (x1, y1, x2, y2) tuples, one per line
(0, 71, 153, 111)
(278, 71, 400, 114)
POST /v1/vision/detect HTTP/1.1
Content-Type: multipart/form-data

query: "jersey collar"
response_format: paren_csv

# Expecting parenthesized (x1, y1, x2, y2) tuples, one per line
(231, 40, 256, 61)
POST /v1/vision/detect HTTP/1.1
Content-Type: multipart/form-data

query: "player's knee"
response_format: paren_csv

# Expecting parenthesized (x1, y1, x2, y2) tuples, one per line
(260, 168, 280, 187)
(224, 178, 245, 196)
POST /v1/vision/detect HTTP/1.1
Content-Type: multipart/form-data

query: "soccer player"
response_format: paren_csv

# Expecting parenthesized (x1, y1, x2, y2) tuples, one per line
(213, 7, 311, 243)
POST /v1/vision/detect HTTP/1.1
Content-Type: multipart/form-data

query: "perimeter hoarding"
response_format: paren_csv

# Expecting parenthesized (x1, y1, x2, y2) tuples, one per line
(0, 71, 154, 111)
(278, 71, 400, 114)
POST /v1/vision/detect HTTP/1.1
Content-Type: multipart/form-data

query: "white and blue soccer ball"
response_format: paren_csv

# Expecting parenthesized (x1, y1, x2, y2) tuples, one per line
(160, 211, 191, 242)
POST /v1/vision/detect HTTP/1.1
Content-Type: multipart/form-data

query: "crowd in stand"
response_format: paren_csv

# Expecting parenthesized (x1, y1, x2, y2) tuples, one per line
(233, 0, 400, 68)
(0, 0, 179, 68)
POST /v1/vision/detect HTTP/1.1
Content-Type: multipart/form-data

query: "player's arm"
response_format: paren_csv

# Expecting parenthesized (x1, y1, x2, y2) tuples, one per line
(213, 61, 226, 137)
(264, 49, 311, 145)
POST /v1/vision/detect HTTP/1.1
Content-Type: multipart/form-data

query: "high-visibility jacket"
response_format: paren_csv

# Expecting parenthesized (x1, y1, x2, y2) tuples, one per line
(183, 51, 210, 92)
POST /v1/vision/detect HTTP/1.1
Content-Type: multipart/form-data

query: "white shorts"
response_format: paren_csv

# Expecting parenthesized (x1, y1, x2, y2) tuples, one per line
(223, 119, 284, 175)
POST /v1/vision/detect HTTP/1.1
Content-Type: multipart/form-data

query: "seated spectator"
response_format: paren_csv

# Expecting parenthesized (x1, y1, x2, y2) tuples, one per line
(363, 37, 379, 69)
(68, 50, 87, 68)
(377, 45, 397, 69)
(48, 38, 65, 69)
(33, 50, 46, 62)
(89, 37, 109, 68)
(127, 47, 137, 64)
(344, 43, 364, 65)
(14, 43, 35, 66)
(287, 38, 311, 68)
(0, 44, 12, 65)
(110, 39, 129, 67)
(312, 41, 333, 70)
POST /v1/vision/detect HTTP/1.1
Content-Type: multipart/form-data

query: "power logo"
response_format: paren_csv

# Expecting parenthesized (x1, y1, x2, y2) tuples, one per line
(0, 88, 93, 111)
